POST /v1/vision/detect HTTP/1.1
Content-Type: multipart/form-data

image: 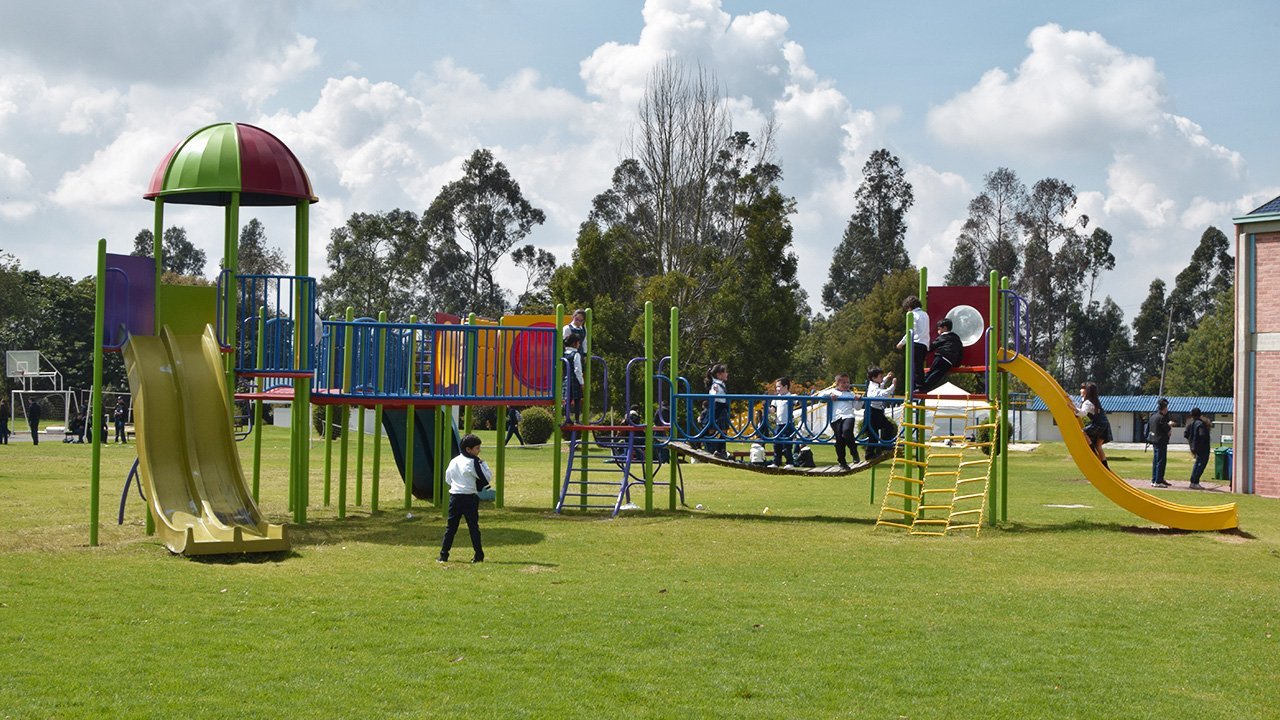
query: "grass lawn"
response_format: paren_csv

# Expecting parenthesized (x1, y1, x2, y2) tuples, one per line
(1, 427, 1277, 719)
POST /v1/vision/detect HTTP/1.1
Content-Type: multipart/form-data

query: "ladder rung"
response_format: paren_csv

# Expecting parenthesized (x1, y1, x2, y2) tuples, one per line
(924, 470, 960, 477)
(933, 414, 968, 419)
(953, 492, 985, 502)
(955, 477, 987, 485)
(918, 505, 953, 512)
(896, 458, 927, 467)
(898, 440, 929, 448)
(964, 442, 993, 448)
(878, 507, 916, 517)
(885, 491, 919, 501)
(927, 453, 964, 459)
(958, 460, 990, 467)
(889, 476, 923, 485)
(968, 423, 998, 429)
(876, 520, 913, 529)
(950, 509, 982, 517)
(921, 488, 956, 494)
(948, 523, 981, 530)
(932, 435, 967, 441)
(901, 422, 931, 429)
(909, 530, 947, 536)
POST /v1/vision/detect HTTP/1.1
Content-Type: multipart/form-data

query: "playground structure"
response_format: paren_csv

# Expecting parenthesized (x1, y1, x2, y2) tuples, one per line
(868, 270, 1238, 534)
(90, 122, 570, 554)
(85, 122, 1237, 555)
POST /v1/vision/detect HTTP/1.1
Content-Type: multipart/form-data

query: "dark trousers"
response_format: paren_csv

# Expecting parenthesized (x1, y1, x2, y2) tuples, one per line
(28, 422, 38, 446)
(505, 426, 524, 445)
(565, 384, 582, 422)
(1190, 449, 1210, 484)
(1151, 443, 1168, 482)
(772, 421, 794, 466)
(0, 424, 8, 444)
(920, 357, 954, 393)
(440, 493, 483, 560)
(831, 417, 859, 465)
(709, 406, 730, 454)
(865, 408, 897, 455)
(910, 342, 927, 392)
(115, 421, 126, 443)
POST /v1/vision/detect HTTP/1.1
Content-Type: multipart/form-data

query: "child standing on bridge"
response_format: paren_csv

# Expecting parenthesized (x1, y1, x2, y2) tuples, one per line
(706, 364, 730, 459)
(770, 376, 795, 468)
(863, 366, 897, 458)
(817, 373, 860, 470)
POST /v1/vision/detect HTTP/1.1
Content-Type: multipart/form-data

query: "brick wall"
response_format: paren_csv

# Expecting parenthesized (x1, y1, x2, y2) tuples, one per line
(1255, 234, 1280, 333)
(1255, 351, 1280, 497)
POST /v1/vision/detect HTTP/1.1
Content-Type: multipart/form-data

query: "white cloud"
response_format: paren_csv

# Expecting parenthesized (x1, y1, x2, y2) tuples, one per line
(243, 34, 321, 109)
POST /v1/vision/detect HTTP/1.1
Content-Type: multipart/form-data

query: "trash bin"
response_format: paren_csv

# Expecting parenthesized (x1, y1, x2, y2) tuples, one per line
(1214, 448, 1228, 480)
(1225, 448, 1233, 482)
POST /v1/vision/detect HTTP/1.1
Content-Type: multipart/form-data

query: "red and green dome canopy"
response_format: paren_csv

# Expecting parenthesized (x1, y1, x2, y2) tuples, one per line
(145, 122, 318, 207)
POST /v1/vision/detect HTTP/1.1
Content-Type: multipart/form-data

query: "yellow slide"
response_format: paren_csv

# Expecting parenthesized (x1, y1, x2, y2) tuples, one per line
(123, 326, 288, 555)
(1001, 353, 1237, 531)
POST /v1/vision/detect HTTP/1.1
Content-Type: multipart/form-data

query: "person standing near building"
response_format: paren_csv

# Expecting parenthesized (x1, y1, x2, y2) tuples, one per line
(0, 398, 9, 445)
(1147, 398, 1174, 488)
(1184, 407, 1212, 489)
(25, 396, 42, 446)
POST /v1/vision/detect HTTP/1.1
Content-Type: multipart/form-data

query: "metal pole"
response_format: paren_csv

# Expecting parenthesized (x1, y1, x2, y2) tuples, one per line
(987, 270, 998, 525)
(338, 306, 354, 518)
(669, 305, 679, 510)
(90, 239, 106, 546)
(552, 304, 565, 506)
(404, 315, 418, 510)
(252, 305, 266, 502)
(495, 322, 506, 508)
(294, 199, 312, 522)
(644, 301, 654, 512)
(372, 310, 387, 514)
(1000, 276, 1011, 522)
(1158, 306, 1173, 398)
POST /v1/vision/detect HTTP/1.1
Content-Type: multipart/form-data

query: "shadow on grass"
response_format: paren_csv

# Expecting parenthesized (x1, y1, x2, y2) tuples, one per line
(287, 510, 546, 550)
(687, 512, 878, 527)
(996, 519, 1255, 539)
(188, 550, 300, 565)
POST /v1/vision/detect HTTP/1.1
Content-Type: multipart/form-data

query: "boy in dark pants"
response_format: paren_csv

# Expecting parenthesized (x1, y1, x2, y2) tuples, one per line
(438, 434, 491, 563)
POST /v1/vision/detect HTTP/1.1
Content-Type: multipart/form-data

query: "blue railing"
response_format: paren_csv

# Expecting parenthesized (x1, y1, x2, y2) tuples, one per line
(999, 289, 1030, 362)
(672, 389, 904, 449)
(316, 319, 557, 405)
(217, 273, 318, 375)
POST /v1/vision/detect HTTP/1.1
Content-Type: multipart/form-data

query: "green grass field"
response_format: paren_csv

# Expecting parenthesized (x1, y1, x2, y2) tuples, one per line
(1, 428, 1277, 719)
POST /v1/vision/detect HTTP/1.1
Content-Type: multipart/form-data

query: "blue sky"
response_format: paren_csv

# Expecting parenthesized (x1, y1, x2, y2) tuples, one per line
(1, 0, 1277, 319)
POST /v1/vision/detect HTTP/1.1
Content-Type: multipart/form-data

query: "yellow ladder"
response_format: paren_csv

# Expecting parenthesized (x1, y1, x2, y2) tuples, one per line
(909, 412, 968, 536)
(947, 404, 998, 536)
(874, 402, 929, 530)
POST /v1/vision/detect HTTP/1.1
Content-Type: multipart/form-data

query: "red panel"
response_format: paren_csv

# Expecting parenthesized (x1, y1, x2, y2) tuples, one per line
(236, 123, 315, 201)
(143, 142, 181, 199)
(925, 286, 991, 368)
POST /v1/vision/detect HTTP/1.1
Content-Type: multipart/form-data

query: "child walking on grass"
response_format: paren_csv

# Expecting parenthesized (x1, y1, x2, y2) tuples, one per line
(438, 434, 491, 564)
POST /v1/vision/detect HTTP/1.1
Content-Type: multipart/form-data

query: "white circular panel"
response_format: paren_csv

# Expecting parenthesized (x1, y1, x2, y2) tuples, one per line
(946, 304, 985, 346)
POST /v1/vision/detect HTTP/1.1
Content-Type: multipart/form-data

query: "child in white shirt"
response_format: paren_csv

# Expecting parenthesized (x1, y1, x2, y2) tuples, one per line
(438, 433, 491, 563)
(863, 366, 897, 457)
(817, 372, 860, 469)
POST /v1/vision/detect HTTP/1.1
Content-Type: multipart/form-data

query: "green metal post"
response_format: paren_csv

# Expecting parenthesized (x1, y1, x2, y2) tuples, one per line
(903, 307, 916, 515)
(147, 202, 163, 537)
(464, 312, 477, 434)
(356, 405, 366, 506)
(404, 316, 418, 510)
(668, 306, 679, 510)
(437, 405, 448, 515)
(372, 311, 387, 513)
(987, 270, 999, 525)
(224, 194, 240, 407)
(579, 308, 592, 508)
(90, 239, 106, 546)
(644, 302, 655, 511)
(495, 323, 506, 508)
(252, 306, 266, 501)
(338, 307, 354, 518)
(1000, 276, 1011, 522)
(294, 199, 312, 523)
(552, 304, 565, 506)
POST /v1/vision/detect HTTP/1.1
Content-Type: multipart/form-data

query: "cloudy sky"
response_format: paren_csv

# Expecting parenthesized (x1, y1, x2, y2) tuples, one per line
(1, 0, 1277, 319)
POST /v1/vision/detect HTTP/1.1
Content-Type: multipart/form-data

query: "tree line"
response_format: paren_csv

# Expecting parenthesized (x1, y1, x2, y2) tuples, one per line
(0, 59, 1234, 405)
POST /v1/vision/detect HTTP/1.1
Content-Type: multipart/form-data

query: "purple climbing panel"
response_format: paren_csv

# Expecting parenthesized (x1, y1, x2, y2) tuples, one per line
(104, 253, 156, 349)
